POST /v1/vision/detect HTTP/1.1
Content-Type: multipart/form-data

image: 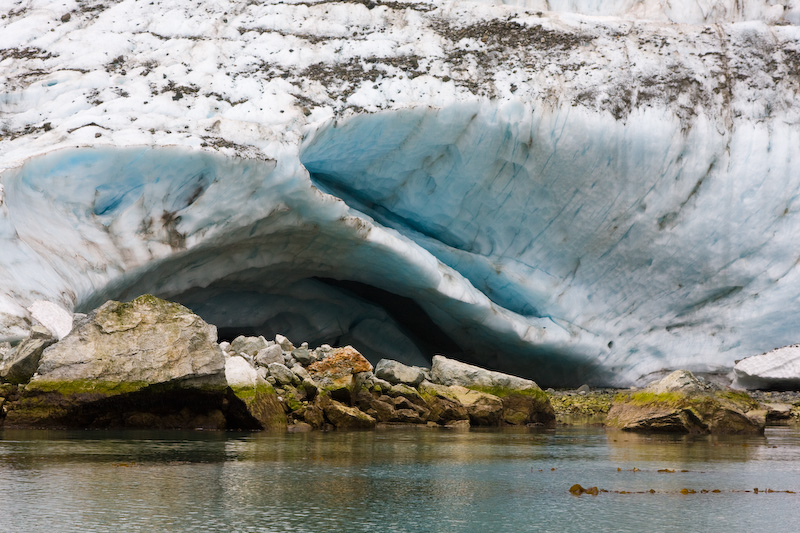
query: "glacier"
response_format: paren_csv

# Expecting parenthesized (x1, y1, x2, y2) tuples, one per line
(1, 0, 799, 386)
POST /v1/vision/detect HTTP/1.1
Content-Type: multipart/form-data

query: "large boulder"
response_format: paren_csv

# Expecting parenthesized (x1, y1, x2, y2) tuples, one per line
(430, 355, 540, 390)
(607, 370, 765, 434)
(375, 359, 427, 387)
(34, 295, 224, 384)
(4, 295, 231, 429)
(0, 326, 56, 384)
(733, 345, 800, 390)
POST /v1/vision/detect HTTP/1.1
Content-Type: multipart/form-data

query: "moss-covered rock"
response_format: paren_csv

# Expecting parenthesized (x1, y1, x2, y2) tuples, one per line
(467, 385, 555, 426)
(549, 392, 613, 423)
(606, 371, 764, 434)
(4, 380, 232, 429)
(228, 383, 286, 429)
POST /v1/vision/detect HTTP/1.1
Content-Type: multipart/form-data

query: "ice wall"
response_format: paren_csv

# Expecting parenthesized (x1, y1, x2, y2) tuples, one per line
(1, 0, 799, 385)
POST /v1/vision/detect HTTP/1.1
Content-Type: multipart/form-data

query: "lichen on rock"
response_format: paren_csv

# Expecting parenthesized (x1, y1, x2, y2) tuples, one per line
(606, 370, 764, 434)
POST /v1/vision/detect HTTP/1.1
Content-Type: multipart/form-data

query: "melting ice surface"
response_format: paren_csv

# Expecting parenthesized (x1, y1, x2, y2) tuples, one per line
(1, 0, 799, 385)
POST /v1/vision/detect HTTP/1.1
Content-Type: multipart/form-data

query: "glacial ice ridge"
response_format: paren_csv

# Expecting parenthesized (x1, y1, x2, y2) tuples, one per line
(1, 0, 799, 386)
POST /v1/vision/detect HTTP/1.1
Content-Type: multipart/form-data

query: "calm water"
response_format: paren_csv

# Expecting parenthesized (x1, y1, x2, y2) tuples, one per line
(2, 425, 800, 532)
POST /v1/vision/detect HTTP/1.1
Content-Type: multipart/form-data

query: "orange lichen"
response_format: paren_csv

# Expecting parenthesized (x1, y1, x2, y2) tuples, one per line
(307, 346, 373, 377)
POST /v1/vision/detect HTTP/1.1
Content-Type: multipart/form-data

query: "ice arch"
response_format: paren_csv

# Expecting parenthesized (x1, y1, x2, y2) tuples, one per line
(1, 104, 799, 386)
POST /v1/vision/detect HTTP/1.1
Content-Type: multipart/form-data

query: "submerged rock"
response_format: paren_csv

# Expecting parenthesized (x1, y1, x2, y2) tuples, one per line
(607, 370, 764, 434)
(733, 345, 800, 390)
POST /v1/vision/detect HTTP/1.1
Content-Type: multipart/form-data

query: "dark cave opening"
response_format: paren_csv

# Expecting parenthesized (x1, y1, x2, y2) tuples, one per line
(174, 277, 465, 367)
(311, 277, 464, 358)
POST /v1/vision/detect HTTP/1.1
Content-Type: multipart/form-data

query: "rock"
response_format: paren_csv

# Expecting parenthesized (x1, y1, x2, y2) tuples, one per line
(33, 295, 224, 384)
(430, 355, 540, 390)
(355, 390, 396, 422)
(500, 392, 556, 425)
(320, 397, 376, 429)
(254, 344, 283, 367)
(418, 382, 469, 425)
(386, 383, 426, 406)
(444, 419, 471, 429)
(291, 364, 311, 381)
(28, 301, 73, 340)
(419, 382, 501, 425)
(267, 362, 295, 386)
(607, 370, 764, 434)
(303, 400, 326, 428)
(300, 378, 318, 400)
(4, 295, 230, 429)
(646, 370, 705, 395)
(375, 359, 427, 387)
(226, 383, 287, 430)
(0, 326, 56, 384)
(231, 335, 271, 357)
(733, 345, 800, 390)
(576, 384, 591, 394)
(764, 402, 793, 421)
(225, 356, 257, 387)
(369, 376, 392, 393)
(292, 346, 315, 365)
(275, 334, 294, 352)
(288, 421, 313, 432)
(307, 346, 373, 392)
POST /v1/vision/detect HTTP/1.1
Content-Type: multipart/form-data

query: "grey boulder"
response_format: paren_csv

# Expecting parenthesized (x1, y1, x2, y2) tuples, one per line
(430, 355, 540, 391)
(375, 359, 427, 387)
(32, 294, 224, 385)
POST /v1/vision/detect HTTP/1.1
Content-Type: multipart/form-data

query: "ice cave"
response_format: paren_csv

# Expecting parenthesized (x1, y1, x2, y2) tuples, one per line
(1, 0, 799, 386)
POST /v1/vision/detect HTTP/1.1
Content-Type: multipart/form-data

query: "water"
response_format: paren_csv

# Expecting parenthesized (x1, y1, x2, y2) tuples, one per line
(2, 426, 800, 532)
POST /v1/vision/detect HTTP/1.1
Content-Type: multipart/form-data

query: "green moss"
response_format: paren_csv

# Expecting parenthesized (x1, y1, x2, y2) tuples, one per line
(616, 391, 687, 407)
(284, 393, 303, 412)
(230, 384, 276, 401)
(467, 385, 549, 402)
(716, 390, 760, 410)
(550, 394, 612, 416)
(26, 380, 151, 396)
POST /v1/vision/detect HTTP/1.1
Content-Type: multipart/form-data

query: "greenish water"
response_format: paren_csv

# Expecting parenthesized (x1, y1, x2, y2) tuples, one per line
(2, 426, 800, 532)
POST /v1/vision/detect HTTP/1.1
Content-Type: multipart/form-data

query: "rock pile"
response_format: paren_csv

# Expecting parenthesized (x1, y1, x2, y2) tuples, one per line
(0, 295, 555, 431)
(221, 335, 555, 431)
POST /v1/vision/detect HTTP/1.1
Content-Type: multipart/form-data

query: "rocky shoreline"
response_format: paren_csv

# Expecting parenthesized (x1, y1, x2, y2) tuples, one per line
(1, 295, 799, 434)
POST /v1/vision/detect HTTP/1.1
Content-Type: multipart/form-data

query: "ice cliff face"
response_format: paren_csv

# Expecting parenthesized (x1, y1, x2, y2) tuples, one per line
(1, 0, 799, 385)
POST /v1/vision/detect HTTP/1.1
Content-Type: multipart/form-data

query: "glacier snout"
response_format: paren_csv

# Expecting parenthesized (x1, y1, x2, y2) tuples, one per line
(2, 104, 799, 386)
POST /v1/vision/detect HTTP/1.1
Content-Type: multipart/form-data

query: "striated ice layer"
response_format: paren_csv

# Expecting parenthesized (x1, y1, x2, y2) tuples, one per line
(1, 0, 799, 385)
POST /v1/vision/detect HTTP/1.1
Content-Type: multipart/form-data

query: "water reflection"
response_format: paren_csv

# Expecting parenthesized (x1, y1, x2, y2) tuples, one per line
(1, 426, 800, 532)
